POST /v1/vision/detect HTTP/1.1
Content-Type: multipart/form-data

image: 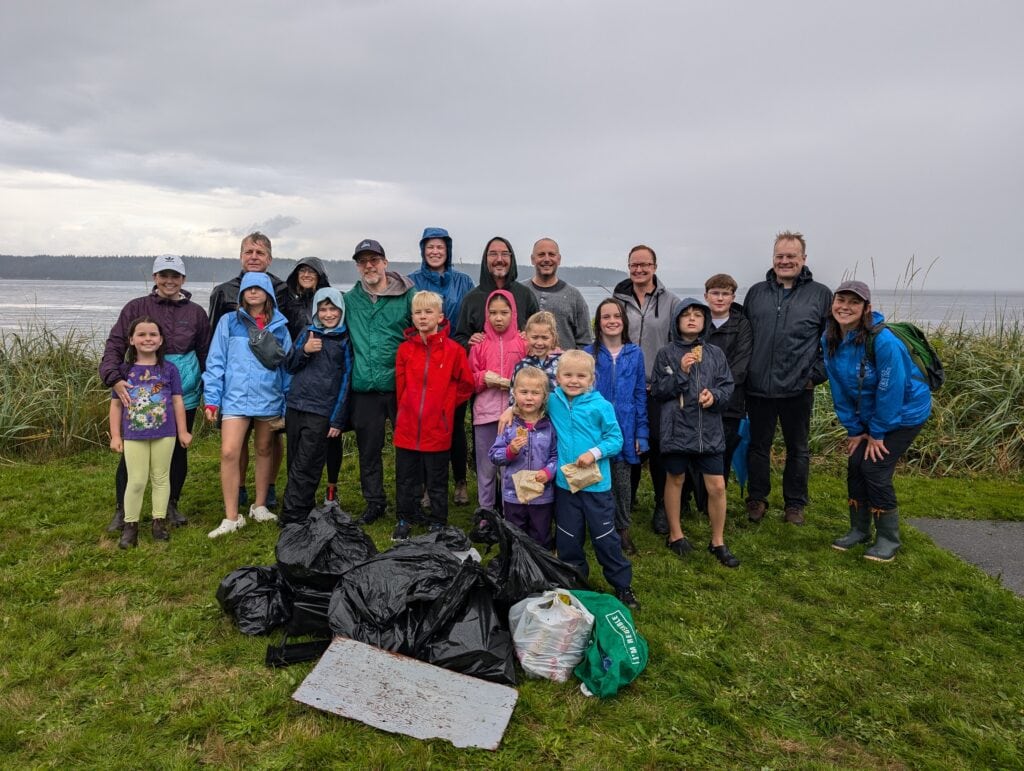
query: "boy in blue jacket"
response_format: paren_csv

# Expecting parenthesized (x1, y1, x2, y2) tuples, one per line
(548, 349, 639, 610)
(281, 287, 352, 525)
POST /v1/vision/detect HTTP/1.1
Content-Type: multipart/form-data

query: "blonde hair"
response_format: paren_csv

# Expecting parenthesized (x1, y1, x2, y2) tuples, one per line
(525, 310, 560, 350)
(411, 290, 443, 312)
(512, 366, 549, 416)
(557, 349, 595, 378)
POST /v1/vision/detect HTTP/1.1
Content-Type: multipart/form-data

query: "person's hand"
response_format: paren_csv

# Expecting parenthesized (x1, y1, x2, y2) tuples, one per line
(304, 333, 323, 354)
(698, 388, 714, 408)
(205, 405, 219, 423)
(846, 434, 866, 457)
(534, 470, 548, 484)
(509, 435, 527, 454)
(496, 407, 515, 432)
(110, 436, 123, 453)
(484, 371, 502, 387)
(680, 352, 697, 374)
(178, 431, 193, 449)
(865, 436, 889, 463)
(113, 380, 131, 408)
(327, 427, 341, 438)
(469, 332, 485, 346)
(575, 451, 596, 467)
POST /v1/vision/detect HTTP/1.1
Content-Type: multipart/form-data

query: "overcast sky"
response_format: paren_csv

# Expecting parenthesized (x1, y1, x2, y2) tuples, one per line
(1, 1, 1021, 290)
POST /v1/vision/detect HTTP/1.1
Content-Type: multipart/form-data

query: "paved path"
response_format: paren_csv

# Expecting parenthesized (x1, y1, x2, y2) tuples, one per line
(909, 518, 1024, 597)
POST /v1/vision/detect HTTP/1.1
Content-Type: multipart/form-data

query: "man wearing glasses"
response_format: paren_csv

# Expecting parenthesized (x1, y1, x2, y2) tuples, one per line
(613, 244, 680, 535)
(344, 238, 415, 524)
(453, 236, 539, 347)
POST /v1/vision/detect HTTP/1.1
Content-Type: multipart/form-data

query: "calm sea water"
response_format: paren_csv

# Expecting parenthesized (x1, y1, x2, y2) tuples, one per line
(1, 278, 1021, 346)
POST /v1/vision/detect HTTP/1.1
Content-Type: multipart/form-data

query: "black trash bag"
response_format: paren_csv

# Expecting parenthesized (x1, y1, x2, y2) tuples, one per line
(284, 583, 334, 637)
(483, 509, 589, 606)
(276, 504, 378, 590)
(407, 525, 473, 552)
(216, 565, 292, 636)
(467, 507, 500, 546)
(279, 499, 353, 528)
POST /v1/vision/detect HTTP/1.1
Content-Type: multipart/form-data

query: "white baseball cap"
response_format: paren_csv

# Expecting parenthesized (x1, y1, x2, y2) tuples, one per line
(152, 255, 186, 276)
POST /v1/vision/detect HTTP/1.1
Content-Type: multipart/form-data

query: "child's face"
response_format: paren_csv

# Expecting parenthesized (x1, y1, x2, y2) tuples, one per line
(488, 299, 512, 333)
(598, 304, 623, 338)
(317, 300, 342, 329)
(704, 287, 734, 318)
(527, 325, 555, 357)
(130, 322, 162, 354)
(513, 378, 545, 416)
(243, 286, 269, 310)
(678, 307, 704, 337)
(557, 362, 592, 397)
(413, 303, 443, 334)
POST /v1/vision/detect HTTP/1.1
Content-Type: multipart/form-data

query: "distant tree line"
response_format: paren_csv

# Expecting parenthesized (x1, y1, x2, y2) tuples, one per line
(0, 254, 626, 287)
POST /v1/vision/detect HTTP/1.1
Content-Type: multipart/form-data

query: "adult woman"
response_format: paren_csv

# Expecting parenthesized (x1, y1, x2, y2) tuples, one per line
(822, 280, 931, 562)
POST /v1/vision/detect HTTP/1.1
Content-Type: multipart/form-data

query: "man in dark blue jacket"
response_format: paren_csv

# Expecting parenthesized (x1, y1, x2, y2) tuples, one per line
(743, 231, 832, 525)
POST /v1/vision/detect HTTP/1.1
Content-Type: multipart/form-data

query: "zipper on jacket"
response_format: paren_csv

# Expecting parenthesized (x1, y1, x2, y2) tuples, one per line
(695, 355, 704, 454)
(417, 341, 431, 449)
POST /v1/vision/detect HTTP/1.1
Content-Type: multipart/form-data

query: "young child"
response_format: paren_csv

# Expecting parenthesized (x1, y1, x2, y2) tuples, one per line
(468, 290, 526, 510)
(203, 272, 292, 538)
(510, 310, 562, 395)
(650, 299, 739, 567)
(548, 349, 640, 610)
(108, 317, 192, 549)
(393, 290, 474, 540)
(281, 287, 352, 526)
(585, 298, 649, 555)
(488, 366, 558, 548)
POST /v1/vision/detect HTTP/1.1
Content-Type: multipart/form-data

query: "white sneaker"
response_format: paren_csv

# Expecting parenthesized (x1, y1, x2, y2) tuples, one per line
(208, 515, 246, 539)
(249, 504, 278, 523)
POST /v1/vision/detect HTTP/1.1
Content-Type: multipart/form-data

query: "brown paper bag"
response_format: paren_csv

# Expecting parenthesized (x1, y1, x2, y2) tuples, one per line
(560, 462, 603, 494)
(511, 469, 546, 504)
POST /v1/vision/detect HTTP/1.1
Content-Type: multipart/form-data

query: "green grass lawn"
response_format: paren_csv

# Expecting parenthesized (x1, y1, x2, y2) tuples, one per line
(2, 436, 1023, 768)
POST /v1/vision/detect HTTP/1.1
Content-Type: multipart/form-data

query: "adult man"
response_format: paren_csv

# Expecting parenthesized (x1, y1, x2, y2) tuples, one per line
(344, 238, 414, 524)
(743, 231, 832, 525)
(612, 245, 680, 535)
(207, 232, 289, 508)
(523, 238, 593, 350)
(453, 236, 539, 347)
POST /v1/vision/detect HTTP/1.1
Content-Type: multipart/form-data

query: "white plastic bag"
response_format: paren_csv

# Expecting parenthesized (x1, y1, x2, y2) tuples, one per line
(507, 589, 595, 682)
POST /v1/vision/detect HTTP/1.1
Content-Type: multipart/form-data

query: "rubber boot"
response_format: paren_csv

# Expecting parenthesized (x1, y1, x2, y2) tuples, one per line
(166, 500, 188, 527)
(832, 499, 872, 551)
(106, 506, 126, 533)
(152, 518, 170, 542)
(118, 521, 139, 549)
(864, 508, 901, 562)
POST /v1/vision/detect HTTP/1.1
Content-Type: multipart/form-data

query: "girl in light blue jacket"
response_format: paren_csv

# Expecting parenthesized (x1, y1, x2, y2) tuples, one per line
(203, 272, 292, 538)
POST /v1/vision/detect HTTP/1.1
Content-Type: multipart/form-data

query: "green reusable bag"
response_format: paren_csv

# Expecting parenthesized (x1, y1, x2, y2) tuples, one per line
(570, 590, 649, 698)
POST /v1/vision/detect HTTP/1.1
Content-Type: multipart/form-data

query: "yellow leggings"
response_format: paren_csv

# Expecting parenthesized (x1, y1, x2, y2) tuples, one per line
(123, 437, 176, 524)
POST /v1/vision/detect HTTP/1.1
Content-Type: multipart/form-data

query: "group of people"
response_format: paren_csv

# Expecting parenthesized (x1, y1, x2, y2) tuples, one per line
(100, 228, 933, 595)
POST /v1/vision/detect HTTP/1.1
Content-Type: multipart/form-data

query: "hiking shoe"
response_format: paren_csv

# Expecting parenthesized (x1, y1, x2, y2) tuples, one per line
(783, 505, 806, 526)
(651, 504, 669, 535)
(746, 499, 766, 523)
(118, 521, 139, 549)
(166, 500, 187, 527)
(266, 485, 278, 509)
(666, 536, 694, 557)
(106, 506, 126, 533)
(392, 520, 412, 541)
(453, 481, 470, 506)
(238, 487, 249, 506)
(619, 529, 637, 556)
(615, 586, 641, 611)
(208, 515, 245, 539)
(708, 542, 740, 568)
(358, 503, 386, 525)
(152, 518, 170, 542)
(249, 505, 278, 523)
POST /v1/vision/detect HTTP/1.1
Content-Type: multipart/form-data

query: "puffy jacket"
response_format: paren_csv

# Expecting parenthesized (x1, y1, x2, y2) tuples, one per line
(489, 415, 558, 504)
(650, 298, 734, 455)
(202, 272, 292, 417)
(823, 311, 932, 439)
(282, 256, 331, 343)
(407, 227, 475, 330)
(394, 319, 474, 452)
(345, 272, 414, 393)
(453, 236, 540, 347)
(100, 287, 211, 409)
(705, 303, 753, 420)
(286, 287, 352, 429)
(743, 266, 832, 398)
(612, 276, 681, 382)
(585, 342, 649, 464)
(547, 387, 623, 493)
(468, 289, 527, 424)
(208, 270, 289, 339)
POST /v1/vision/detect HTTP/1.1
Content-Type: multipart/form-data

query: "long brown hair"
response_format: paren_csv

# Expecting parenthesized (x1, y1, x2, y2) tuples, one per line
(125, 316, 167, 364)
(825, 297, 875, 354)
(593, 297, 632, 351)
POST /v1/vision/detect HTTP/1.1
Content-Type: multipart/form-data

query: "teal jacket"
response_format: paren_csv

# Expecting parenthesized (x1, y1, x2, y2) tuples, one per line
(345, 272, 413, 393)
(547, 387, 623, 493)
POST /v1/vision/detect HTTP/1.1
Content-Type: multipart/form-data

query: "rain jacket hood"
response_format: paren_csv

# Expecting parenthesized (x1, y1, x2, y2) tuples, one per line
(285, 256, 330, 296)
(237, 271, 281, 309)
(419, 227, 454, 269)
(670, 297, 711, 342)
(310, 287, 346, 331)
(408, 227, 474, 328)
(477, 236, 519, 290)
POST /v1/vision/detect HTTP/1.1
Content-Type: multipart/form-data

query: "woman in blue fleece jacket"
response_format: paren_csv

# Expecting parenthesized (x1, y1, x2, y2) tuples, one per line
(823, 281, 931, 563)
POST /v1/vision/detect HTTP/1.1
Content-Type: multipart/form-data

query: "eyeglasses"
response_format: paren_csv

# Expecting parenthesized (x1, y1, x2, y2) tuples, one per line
(487, 250, 511, 259)
(706, 290, 734, 298)
(628, 262, 654, 270)
(356, 256, 383, 266)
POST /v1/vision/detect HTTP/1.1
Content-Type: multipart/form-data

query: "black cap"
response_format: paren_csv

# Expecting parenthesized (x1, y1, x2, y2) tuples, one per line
(352, 238, 386, 260)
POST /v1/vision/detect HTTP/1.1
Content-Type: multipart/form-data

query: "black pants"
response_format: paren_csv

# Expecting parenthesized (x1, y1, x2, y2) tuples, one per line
(325, 435, 343, 485)
(682, 416, 740, 512)
(630, 393, 666, 509)
(396, 447, 450, 525)
(282, 408, 330, 525)
(350, 391, 397, 507)
(746, 391, 813, 507)
(848, 423, 924, 509)
(116, 408, 196, 507)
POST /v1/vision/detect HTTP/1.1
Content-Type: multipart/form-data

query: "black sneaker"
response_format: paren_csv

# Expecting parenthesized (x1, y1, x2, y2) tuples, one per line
(358, 503, 386, 525)
(666, 536, 694, 557)
(708, 542, 740, 568)
(391, 520, 412, 541)
(651, 505, 669, 535)
(615, 586, 641, 611)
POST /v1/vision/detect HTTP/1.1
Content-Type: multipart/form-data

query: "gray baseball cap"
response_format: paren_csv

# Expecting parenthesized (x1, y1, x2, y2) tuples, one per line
(835, 280, 870, 302)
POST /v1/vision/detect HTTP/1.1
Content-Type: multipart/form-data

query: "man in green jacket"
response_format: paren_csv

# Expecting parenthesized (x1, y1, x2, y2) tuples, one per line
(345, 239, 414, 523)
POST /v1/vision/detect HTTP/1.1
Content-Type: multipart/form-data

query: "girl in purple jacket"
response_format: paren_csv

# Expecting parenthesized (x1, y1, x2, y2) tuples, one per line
(488, 366, 558, 548)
